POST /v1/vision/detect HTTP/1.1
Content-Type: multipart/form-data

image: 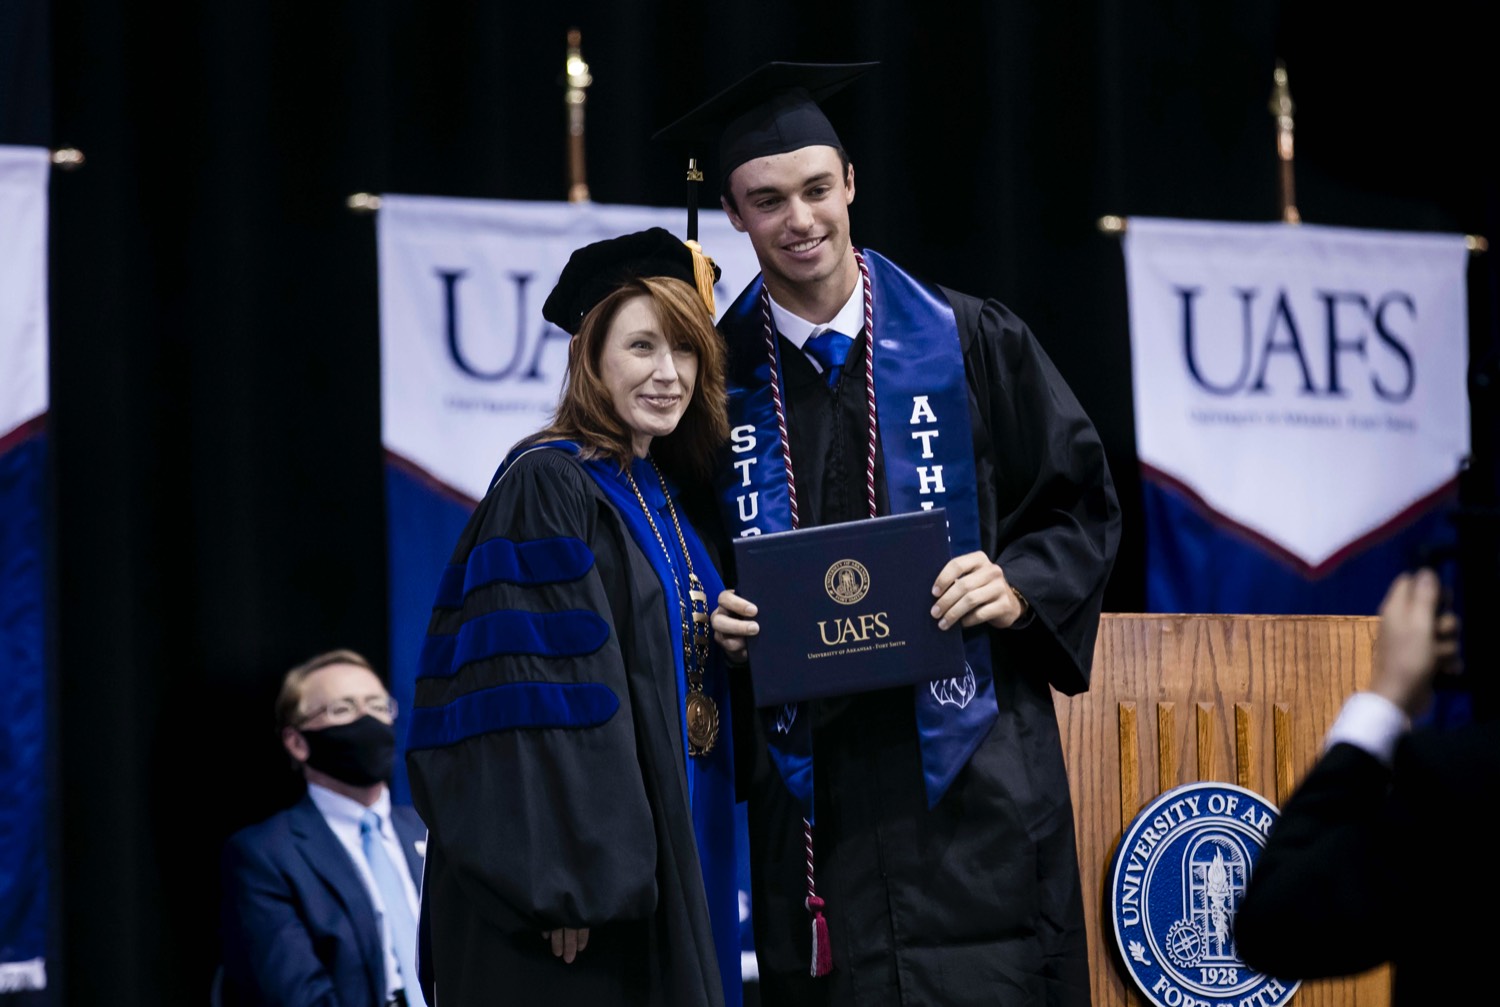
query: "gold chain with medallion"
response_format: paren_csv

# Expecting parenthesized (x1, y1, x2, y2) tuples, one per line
(624, 456, 719, 757)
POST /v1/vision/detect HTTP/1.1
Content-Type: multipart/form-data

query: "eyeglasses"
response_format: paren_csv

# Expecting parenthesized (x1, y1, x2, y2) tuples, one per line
(299, 695, 397, 727)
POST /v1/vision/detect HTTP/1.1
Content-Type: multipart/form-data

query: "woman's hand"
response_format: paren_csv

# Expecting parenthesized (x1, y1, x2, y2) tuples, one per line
(541, 927, 590, 963)
(711, 589, 759, 665)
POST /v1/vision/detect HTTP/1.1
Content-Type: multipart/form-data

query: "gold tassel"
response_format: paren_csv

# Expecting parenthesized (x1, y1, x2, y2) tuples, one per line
(684, 239, 717, 317)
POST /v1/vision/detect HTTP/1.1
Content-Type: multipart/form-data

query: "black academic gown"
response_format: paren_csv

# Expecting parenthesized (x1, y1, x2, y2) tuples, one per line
(725, 289, 1120, 1006)
(406, 448, 726, 1007)
(1233, 719, 1500, 1005)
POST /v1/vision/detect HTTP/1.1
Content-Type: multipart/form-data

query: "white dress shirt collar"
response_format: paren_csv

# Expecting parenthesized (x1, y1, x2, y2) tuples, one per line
(307, 781, 393, 835)
(768, 273, 867, 352)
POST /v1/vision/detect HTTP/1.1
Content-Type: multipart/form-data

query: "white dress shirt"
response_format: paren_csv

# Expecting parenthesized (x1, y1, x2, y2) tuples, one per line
(307, 783, 421, 999)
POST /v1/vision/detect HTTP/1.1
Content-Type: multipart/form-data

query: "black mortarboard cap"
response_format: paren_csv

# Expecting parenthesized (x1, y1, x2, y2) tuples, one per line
(653, 61, 877, 182)
(541, 227, 722, 336)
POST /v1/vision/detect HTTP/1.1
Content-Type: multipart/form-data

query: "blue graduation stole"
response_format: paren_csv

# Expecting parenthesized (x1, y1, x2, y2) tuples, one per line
(715, 250, 998, 814)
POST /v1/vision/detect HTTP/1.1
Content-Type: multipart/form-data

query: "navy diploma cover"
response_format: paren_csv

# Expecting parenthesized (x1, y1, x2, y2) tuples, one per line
(733, 509, 966, 707)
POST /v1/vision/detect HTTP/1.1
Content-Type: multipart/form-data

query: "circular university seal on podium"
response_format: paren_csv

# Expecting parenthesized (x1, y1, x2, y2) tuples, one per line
(1108, 781, 1299, 1007)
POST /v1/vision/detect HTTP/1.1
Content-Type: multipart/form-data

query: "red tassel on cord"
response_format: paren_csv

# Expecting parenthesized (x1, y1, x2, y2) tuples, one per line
(806, 895, 833, 977)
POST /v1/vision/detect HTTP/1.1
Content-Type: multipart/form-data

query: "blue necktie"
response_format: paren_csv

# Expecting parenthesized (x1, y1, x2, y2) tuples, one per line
(360, 810, 426, 1007)
(805, 330, 854, 387)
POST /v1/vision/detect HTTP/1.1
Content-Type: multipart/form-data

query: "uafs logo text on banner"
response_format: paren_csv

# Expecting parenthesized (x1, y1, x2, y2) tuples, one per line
(1124, 218, 1468, 573)
(377, 195, 762, 502)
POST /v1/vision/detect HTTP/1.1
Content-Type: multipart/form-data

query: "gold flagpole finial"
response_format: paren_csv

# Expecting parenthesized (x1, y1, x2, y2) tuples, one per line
(1269, 60, 1301, 225)
(50, 148, 85, 170)
(1096, 215, 1126, 236)
(346, 192, 382, 214)
(564, 28, 592, 203)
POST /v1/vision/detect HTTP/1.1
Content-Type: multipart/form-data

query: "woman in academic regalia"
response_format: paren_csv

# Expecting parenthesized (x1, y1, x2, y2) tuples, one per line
(404, 228, 740, 1007)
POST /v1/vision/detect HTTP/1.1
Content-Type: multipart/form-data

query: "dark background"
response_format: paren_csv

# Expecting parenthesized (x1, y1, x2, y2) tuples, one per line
(3, 0, 1496, 1002)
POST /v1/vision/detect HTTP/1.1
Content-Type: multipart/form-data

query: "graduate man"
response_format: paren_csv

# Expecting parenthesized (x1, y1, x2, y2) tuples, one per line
(659, 62, 1121, 1006)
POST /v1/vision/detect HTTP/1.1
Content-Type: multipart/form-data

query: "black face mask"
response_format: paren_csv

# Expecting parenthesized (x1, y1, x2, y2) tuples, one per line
(300, 715, 395, 787)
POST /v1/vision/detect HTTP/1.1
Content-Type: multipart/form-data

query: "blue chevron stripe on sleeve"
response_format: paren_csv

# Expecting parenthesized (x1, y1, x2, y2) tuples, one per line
(431, 536, 595, 609)
(405, 681, 620, 751)
(418, 608, 611, 681)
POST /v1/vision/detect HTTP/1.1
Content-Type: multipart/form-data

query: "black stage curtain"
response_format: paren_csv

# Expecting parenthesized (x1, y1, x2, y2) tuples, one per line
(22, 0, 1498, 1002)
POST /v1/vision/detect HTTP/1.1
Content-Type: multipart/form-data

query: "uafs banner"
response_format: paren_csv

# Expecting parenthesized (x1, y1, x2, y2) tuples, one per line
(376, 195, 762, 802)
(1124, 217, 1469, 614)
(0, 145, 51, 998)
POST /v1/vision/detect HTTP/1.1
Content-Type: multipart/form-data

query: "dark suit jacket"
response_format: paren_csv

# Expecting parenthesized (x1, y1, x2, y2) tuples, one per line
(219, 792, 427, 1007)
(1233, 718, 1500, 1004)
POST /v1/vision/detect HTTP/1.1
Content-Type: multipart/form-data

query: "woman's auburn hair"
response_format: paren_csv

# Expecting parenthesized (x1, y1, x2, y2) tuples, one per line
(525, 275, 728, 480)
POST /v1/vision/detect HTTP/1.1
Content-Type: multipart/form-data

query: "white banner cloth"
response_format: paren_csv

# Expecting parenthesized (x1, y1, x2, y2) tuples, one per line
(378, 196, 763, 502)
(1125, 217, 1469, 569)
(0, 146, 49, 439)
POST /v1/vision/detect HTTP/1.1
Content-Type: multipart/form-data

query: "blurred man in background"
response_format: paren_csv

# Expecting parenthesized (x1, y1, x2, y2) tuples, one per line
(218, 650, 427, 1007)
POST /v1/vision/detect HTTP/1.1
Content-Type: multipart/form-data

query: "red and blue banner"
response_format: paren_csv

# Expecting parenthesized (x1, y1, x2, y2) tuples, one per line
(0, 145, 51, 997)
(1124, 218, 1470, 615)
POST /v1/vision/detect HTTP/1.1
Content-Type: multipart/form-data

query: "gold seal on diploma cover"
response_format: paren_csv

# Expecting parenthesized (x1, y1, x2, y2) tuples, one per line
(686, 691, 719, 755)
(825, 559, 870, 605)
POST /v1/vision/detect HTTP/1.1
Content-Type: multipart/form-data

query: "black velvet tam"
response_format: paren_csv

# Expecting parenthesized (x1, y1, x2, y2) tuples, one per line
(540, 226, 720, 336)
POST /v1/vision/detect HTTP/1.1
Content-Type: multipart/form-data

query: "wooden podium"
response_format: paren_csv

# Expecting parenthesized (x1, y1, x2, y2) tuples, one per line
(1055, 613, 1393, 1007)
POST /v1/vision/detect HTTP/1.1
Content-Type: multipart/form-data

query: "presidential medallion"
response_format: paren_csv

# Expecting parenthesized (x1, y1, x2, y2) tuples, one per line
(685, 691, 719, 756)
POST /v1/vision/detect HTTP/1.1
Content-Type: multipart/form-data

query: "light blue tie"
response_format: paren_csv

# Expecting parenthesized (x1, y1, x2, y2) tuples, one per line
(360, 809, 426, 1007)
(805, 329, 854, 387)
